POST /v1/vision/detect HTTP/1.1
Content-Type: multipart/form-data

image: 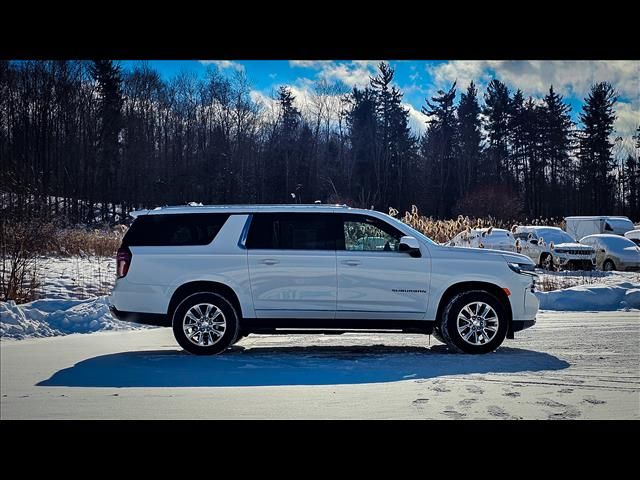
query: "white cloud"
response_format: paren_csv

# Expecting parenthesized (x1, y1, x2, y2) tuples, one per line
(289, 60, 327, 69)
(614, 101, 640, 138)
(427, 61, 491, 92)
(199, 60, 245, 72)
(428, 60, 639, 138)
(429, 60, 639, 101)
(404, 102, 427, 135)
(249, 90, 279, 122)
(290, 60, 383, 89)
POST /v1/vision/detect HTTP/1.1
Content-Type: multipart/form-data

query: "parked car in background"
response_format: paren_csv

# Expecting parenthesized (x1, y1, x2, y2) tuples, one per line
(579, 234, 640, 271)
(447, 228, 517, 252)
(624, 229, 640, 247)
(565, 216, 635, 240)
(513, 226, 596, 270)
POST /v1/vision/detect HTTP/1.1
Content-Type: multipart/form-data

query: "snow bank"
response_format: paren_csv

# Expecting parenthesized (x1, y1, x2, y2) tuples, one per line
(0, 296, 151, 340)
(535, 282, 640, 311)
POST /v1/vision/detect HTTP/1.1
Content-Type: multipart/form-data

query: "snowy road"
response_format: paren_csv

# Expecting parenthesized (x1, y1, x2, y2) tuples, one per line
(1, 311, 638, 419)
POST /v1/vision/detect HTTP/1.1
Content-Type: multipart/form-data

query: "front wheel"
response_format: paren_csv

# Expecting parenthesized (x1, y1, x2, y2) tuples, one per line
(172, 292, 240, 355)
(440, 290, 508, 354)
(603, 259, 616, 271)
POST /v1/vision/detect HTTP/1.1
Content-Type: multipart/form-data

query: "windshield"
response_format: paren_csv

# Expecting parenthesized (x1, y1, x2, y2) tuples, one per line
(600, 235, 637, 249)
(534, 229, 576, 244)
(383, 214, 437, 245)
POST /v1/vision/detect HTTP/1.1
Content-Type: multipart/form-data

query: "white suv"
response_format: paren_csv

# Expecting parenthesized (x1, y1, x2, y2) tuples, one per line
(109, 205, 539, 355)
(513, 226, 597, 271)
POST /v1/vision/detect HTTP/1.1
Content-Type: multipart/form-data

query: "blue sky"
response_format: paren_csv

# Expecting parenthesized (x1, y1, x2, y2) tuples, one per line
(120, 60, 639, 140)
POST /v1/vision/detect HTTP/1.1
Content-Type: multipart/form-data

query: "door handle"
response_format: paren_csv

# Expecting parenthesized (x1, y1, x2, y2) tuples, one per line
(342, 260, 361, 266)
(261, 259, 279, 265)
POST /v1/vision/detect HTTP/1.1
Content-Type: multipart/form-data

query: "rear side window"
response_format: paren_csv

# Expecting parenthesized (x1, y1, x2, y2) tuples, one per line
(246, 213, 336, 250)
(123, 213, 230, 246)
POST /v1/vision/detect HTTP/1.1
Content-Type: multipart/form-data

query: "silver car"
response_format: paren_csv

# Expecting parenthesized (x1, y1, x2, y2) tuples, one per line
(580, 234, 640, 271)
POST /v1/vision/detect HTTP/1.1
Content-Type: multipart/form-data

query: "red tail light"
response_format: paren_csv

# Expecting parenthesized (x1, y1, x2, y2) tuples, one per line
(116, 246, 132, 278)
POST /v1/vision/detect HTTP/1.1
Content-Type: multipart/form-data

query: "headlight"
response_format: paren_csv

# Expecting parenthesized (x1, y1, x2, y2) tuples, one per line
(508, 262, 537, 276)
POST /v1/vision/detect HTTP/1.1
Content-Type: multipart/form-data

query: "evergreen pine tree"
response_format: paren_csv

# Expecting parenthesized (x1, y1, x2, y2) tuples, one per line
(90, 60, 123, 222)
(483, 79, 511, 182)
(422, 81, 458, 217)
(577, 82, 617, 213)
(540, 86, 574, 216)
(456, 82, 482, 201)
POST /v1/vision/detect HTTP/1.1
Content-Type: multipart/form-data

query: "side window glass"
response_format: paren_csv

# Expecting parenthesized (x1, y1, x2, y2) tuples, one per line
(342, 215, 402, 252)
(246, 213, 336, 250)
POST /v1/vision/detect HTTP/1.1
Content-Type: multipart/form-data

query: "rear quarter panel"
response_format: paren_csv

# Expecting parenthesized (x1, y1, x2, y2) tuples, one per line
(116, 214, 254, 317)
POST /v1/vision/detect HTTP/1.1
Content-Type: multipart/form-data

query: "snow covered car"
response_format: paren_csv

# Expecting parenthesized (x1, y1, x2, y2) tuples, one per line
(513, 226, 596, 271)
(579, 234, 640, 271)
(109, 204, 538, 355)
(624, 229, 640, 247)
(447, 227, 518, 252)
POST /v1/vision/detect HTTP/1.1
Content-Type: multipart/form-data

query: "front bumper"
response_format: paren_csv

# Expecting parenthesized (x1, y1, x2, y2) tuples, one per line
(109, 305, 171, 326)
(554, 254, 596, 269)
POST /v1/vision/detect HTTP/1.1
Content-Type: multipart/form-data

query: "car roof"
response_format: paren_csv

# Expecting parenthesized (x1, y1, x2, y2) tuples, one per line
(565, 216, 631, 221)
(516, 226, 563, 231)
(130, 204, 374, 217)
(467, 227, 510, 233)
(581, 234, 633, 241)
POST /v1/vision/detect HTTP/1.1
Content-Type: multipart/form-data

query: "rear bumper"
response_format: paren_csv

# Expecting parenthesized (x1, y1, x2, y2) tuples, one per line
(109, 305, 170, 327)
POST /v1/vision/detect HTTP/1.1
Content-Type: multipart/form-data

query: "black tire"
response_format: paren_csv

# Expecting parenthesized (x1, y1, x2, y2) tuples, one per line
(232, 332, 248, 345)
(439, 290, 508, 354)
(603, 259, 616, 271)
(172, 292, 240, 355)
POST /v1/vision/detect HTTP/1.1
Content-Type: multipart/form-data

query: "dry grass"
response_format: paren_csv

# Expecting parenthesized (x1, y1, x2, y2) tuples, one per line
(1, 219, 57, 302)
(52, 226, 126, 257)
(1, 221, 126, 302)
(390, 205, 563, 244)
(536, 272, 606, 292)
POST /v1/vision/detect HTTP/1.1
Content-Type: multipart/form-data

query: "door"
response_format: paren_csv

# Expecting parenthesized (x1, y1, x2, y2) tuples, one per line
(336, 213, 430, 319)
(246, 213, 338, 319)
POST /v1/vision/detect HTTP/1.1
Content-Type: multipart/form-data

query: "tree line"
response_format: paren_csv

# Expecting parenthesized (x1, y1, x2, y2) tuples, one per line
(0, 60, 638, 225)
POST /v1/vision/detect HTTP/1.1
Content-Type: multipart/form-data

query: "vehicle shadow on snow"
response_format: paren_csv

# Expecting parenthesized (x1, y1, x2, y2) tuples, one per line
(37, 344, 570, 388)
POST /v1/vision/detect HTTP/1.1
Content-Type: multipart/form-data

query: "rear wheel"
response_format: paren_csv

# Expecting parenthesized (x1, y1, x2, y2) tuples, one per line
(172, 292, 240, 355)
(603, 259, 616, 271)
(440, 290, 508, 354)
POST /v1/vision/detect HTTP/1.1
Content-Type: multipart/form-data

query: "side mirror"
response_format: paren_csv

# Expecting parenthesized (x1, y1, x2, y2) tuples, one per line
(399, 236, 421, 257)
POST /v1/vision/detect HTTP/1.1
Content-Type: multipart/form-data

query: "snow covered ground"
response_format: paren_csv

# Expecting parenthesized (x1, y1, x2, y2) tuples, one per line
(32, 255, 115, 300)
(0, 296, 150, 339)
(1, 311, 638, 419)
(1, 255, 638, 419)
(533, 269, 640, 311)
(535, 282, 640, 311)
